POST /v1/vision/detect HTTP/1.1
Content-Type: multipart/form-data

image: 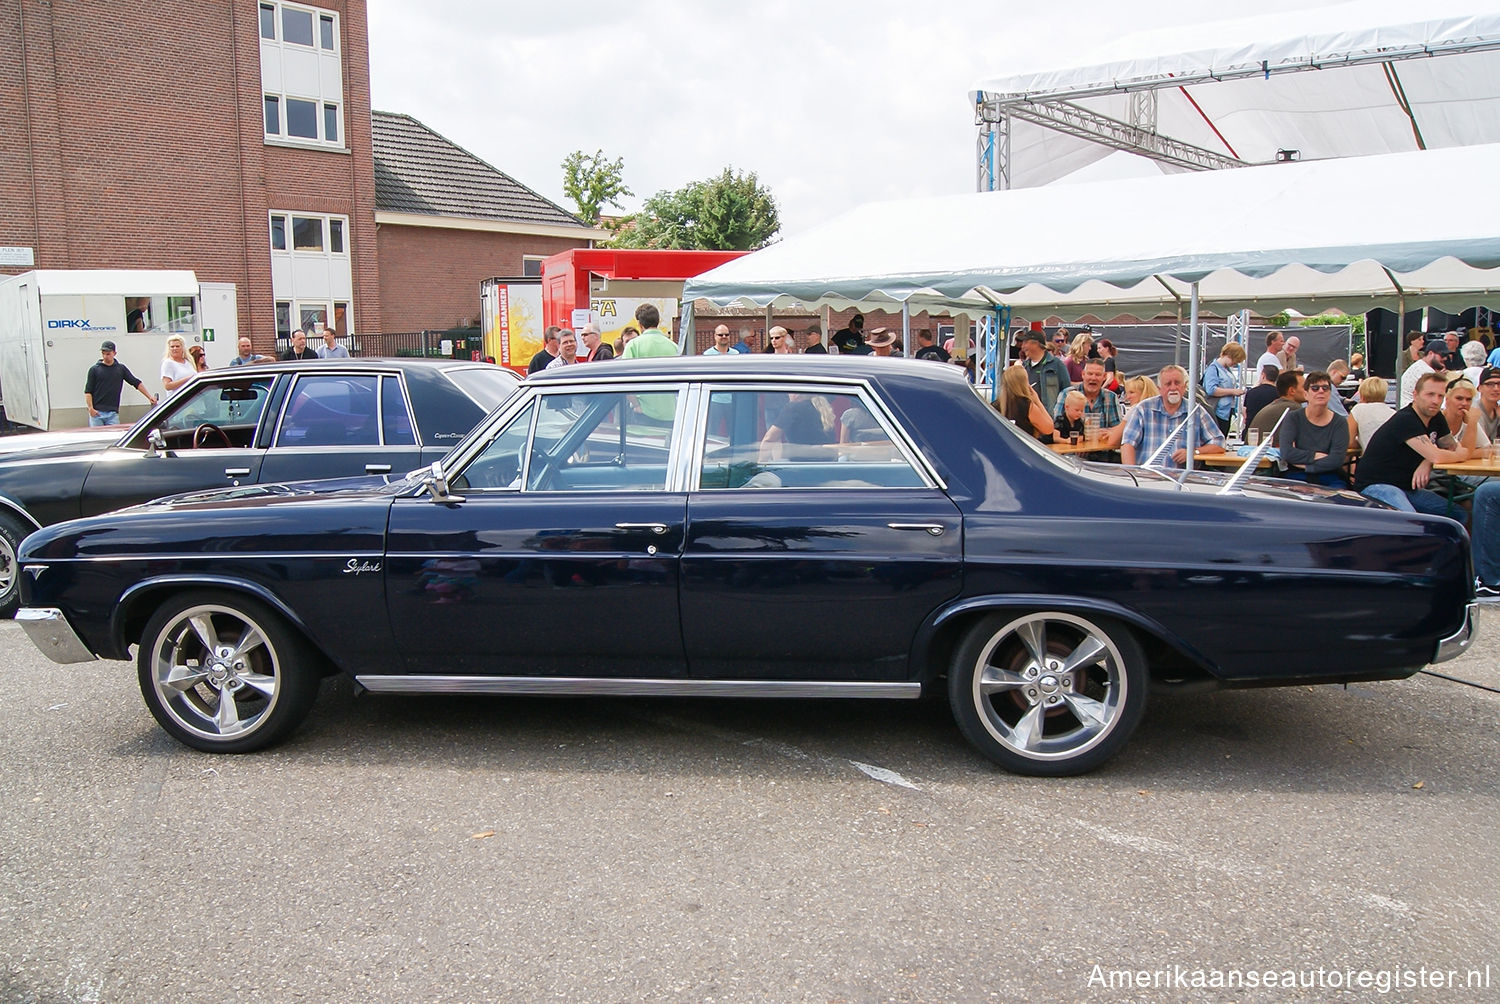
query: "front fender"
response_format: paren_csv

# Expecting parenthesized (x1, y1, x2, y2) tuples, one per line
(112, 574, 330, 664)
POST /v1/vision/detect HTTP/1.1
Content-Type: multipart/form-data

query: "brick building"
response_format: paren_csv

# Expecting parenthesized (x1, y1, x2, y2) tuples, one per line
(1, 2, 597, 353)
(371, 111, 602, 334)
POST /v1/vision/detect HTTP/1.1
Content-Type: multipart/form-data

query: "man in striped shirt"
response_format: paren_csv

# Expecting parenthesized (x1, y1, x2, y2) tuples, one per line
(1119, 365, 1225, 468)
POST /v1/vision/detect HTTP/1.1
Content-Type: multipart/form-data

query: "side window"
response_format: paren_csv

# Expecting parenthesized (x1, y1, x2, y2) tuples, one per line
(455, 401, 535, 491)
(698, 389, 922, 490)
(381, 376, 416, 445)
(137, 378, 272, 448)
(277, 375, 380, 447)
(525, 391, 678, 492)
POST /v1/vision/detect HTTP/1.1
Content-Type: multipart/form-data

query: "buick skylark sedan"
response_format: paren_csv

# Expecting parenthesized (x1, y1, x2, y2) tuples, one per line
(0, 358, 518, 615)
(17, 357, 1476, 775)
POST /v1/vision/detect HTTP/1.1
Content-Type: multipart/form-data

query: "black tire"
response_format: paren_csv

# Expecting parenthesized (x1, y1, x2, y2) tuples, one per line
(949, 610, 1147, 776)
(0, 511, 30, 619)
(137, 590, 320, 753)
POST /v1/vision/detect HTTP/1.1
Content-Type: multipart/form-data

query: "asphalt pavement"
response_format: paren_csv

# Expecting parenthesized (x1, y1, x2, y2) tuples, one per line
(1, 615, 1496, 1003)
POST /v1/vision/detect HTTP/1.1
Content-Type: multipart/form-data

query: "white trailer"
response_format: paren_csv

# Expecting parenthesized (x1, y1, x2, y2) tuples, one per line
(0, 270, 212, 430)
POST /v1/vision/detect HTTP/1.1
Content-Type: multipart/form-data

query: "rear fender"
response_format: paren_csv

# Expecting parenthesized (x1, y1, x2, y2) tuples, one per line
(915, 594, 1222, 685)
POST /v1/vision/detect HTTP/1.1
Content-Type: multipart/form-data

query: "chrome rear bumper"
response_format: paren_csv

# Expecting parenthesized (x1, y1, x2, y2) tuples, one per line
(1433, 601, 1479, 664)
(17, 608, 98, 665)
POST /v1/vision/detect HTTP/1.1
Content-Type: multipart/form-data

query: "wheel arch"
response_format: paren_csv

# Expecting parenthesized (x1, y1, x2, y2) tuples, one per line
(113, 575, 338, 674)
(0, 495, 43, 533)
(915, 594, 1223, 688)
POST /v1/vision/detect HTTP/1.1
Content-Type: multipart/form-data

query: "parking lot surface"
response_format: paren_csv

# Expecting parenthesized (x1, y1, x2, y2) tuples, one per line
(2, 615, 1496, 1002)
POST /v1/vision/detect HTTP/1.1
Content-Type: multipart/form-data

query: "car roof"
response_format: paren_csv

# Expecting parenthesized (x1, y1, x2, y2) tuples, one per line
(203, 358, 501, 376)
(524, 354, 970, 385)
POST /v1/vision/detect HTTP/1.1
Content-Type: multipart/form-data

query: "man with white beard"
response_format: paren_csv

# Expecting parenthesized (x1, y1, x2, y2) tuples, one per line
(1119, 364, 1226, 468)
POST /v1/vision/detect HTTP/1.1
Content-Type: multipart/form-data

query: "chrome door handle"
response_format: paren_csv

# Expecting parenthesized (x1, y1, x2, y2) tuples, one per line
(888, 523, 945, 536)
(615, 522, 669, 535)
(225, 468, 251, 477)
(366, 464, 393, 474)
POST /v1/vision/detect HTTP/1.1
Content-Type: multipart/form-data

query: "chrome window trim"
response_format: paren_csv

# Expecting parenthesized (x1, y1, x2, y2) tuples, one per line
(689, 379, 944, 491)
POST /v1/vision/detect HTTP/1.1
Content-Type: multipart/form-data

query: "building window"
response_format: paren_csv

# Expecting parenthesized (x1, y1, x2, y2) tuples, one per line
(522, 256, 545, 278)
(285, 98, 318, 139)
(282, 6, 314, 46)
(291, 216, 324, 251)
(271, 211, 354, 342)
(259, 3, 343, 148)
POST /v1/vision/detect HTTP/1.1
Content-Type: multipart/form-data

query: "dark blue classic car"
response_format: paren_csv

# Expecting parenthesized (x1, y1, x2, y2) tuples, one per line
(17, 357, 1476, 774)
(0, 358, 518, 615)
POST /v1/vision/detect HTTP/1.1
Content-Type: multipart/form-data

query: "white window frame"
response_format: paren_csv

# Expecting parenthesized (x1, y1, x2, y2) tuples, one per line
(522, 255, 546, 278)
(260, 1, 344, 149)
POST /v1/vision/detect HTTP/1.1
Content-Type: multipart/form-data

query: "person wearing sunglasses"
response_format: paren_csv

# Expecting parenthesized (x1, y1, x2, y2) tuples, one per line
(1278, 371, 1349, 488)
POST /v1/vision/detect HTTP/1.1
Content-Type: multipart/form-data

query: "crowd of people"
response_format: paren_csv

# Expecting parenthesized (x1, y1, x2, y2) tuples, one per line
(523, 308, 976, 375)
(990, 322, 1500, 597)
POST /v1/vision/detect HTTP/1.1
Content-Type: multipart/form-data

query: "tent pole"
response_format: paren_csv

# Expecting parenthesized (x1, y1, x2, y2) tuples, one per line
(902, 301, 911, 358)
(1175, 301, 1184, 367)
(1186, 282, 1200, 472)
(679, 300, 695, 355)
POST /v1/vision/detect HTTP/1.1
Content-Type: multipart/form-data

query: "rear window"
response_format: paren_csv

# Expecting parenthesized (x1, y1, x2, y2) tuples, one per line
(444, 367, 520, 412)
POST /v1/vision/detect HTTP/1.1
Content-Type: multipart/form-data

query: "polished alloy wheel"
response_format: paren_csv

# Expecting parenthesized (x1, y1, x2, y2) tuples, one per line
(952, 610, 1145, 773)
(148, 604, 283, 741)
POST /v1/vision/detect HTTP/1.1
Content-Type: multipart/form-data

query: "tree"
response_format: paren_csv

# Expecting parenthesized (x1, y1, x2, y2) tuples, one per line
(561, 149, 632, 225)
(610, 167, 780, 251)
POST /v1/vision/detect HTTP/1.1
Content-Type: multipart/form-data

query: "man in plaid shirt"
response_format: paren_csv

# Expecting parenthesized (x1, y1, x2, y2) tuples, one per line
(1052, 358, 1125, 450)
(1120, 365, 1226, 468)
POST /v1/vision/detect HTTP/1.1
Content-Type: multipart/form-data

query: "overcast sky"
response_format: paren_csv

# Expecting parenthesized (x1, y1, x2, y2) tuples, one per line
(367, 0, 1342, 236)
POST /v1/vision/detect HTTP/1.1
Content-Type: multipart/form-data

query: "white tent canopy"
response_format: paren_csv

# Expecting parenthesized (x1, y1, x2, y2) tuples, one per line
(970, 0, 1500, 189)
(683, 143, 1500, 322)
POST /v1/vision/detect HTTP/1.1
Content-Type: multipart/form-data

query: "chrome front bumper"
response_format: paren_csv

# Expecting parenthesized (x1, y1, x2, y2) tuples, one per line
(17, 608, 98, 665)
(1433, 601, 1480, 664)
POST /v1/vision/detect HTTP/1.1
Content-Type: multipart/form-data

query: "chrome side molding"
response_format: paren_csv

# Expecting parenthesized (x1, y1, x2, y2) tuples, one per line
(355, 675, 922, 699)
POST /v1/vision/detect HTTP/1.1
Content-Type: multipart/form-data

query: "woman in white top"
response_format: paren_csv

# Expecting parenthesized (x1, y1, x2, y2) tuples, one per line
(1347, 376, 1395, 451)
(160, 335, 196, 392)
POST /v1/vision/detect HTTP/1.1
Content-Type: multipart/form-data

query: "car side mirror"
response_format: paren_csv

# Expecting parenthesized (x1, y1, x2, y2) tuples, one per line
(426, 460, 465, 503)
(145, 428, 167, 457)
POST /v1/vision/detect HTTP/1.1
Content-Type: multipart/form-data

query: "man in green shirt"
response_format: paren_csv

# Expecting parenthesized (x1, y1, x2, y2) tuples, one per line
(622, 304, 678, 359)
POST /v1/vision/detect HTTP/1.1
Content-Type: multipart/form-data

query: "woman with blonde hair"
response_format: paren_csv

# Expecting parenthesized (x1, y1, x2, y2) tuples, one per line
(1121, 374, 1159, 417)
(996, 363, 1056, 443)
(161, 334, 195, 392)
(1348, 376, 1394, 450)
(1064, 331, 1094, 382)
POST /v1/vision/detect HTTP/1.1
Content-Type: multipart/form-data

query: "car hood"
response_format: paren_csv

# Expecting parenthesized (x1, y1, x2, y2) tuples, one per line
(0, 428, 122, 462)
(131, 472, 418, 513)
(1076, 462, 1381, 507)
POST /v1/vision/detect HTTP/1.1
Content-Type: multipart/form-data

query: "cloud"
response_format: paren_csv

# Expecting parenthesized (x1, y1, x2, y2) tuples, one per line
(368, 0, 1341, 235)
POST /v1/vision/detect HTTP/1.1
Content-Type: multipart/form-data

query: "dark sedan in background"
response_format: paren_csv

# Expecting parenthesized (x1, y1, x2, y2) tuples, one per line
(0, 358, 518, 614)
(16, 357, 1476, 774)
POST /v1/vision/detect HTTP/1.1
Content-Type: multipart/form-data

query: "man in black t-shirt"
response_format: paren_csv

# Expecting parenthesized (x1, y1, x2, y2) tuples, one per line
(84, 340, 157, 426)
(913, 329, 950, 362)
(1242, 364, 1280, 425)
(1355, 370, 1471, 517)
(527, 327, 560, 374)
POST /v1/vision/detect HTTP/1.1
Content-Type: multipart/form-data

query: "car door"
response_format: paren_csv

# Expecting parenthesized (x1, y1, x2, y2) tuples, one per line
(681, 384, 963, 681)
(257, 372, 426, 485)
(79, 373, 275, 517)
(384, 385, 689, 676)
